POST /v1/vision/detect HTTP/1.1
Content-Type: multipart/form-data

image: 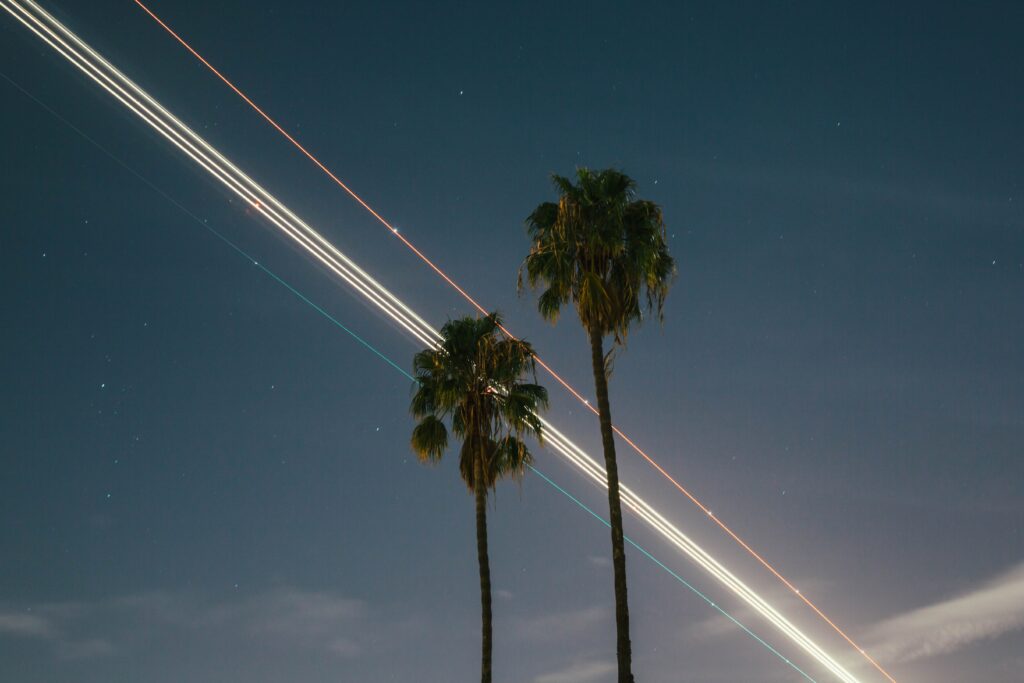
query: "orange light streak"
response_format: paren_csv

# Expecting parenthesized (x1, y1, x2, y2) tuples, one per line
(135, 3, 895, 680)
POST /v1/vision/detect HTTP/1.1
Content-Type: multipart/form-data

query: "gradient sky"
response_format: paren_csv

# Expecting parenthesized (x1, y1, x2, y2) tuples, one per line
(1, 2, 1022, 682)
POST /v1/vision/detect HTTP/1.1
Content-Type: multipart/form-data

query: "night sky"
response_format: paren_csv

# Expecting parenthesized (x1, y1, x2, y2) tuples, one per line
(2, 2, 1022, 682)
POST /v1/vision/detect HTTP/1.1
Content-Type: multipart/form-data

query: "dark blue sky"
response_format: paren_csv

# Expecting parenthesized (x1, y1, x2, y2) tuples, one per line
(1, 1, 1022, 681)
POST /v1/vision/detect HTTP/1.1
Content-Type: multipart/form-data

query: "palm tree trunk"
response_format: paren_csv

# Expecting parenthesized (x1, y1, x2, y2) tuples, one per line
(475, 459, 493, 683)
(588, 326, 634, 683)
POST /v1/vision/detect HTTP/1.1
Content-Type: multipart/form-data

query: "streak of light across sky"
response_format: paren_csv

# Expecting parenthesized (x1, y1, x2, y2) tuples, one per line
(0, 66, 820, 683)
(0, 0, 870, 680)
(128, 3, 897, 680)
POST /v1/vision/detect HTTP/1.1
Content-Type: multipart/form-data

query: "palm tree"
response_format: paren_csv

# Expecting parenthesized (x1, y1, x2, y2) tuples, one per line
(410, 313, 548, 683)
(520, 168, 675, 682)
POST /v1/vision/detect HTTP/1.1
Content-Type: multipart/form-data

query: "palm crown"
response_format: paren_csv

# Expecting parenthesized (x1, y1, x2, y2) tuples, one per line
(410, 313, 548, 490)
(521, 168, 676, 344)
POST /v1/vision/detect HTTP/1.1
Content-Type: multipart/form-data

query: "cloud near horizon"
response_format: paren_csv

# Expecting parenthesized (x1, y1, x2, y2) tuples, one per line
(0, 587, 368, 662)
(533, 660, 616, 683)
(0, 612, 53, 639)
(0, 607, 114, 661)
(868, 561, 1024, 663)
(513, 605, 609, 643)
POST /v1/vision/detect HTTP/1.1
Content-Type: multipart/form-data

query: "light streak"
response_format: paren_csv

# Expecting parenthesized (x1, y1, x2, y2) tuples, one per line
(128, 5, 895, 680)
(7, 72, 819, 679)
(537, 420, 860, 682)
(5, 70, 820, 683)
(13, 71, 826, 682)
(10, 4, 439, 352)
(526, 466, 818, 683)
(1, 2, 868, 679)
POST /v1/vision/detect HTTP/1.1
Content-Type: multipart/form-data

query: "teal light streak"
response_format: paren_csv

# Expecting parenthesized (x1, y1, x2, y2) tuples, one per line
(1, 70, 415, 383)
(4, 71, 815, 682)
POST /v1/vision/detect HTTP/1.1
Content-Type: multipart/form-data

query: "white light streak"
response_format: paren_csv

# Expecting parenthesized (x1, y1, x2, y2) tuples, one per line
(1, 2, 867, 680)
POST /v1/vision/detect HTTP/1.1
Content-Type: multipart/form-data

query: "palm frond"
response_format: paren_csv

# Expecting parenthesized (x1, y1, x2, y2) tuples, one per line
(411, 415, 448, 464)
(408, 313, 548, 496)
(523, 167, 676, 344)
(491, 435, 533, 483)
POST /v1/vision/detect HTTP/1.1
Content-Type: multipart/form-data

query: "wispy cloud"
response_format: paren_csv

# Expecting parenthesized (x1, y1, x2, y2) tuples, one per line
(56, 637, 116, 660)
(869, 561, 1024, 663)
(687, 608, 749, 641)
(0, 587, 369, 662)
(0, 612, 53, 638)
(0, 608, 114, 661)
(240, 588, 365, 641)
(514, 606, 608, 642)
(534, 660, 615, 683)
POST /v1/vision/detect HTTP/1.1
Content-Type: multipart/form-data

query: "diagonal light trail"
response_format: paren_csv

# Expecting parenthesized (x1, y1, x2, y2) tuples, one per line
(128, 4, 896, 680)
(2, 66, 819, 681)
(1, 1, 868, 680)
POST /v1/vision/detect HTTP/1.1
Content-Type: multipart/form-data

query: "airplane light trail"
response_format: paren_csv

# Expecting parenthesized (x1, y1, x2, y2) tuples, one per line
(128, 4, 895, 680)
(1, 1, 869, 680)
(1, 68, 819, 681)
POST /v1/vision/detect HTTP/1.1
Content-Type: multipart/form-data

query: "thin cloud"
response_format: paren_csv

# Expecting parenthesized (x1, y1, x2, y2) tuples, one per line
(326, 637, 361, 658)
(534, 660, 616, 683)
(687, 608, 749, 641)
(0, 608, 115, 661)
(241, 588, 365, 639)
(56, 638, 116, 660)
(514, 606, 608, 642)
(0, 587, 369, 661)
(869, 561, 1024, 663)
(0, 611, 54, 638)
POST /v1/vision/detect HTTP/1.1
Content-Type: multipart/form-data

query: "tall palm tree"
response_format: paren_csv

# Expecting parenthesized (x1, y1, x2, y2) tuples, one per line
(410, 313, 548, 683)
(520, 168, 675, 682)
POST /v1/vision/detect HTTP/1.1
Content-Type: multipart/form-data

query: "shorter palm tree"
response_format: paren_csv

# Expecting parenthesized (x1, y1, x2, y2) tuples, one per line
(410, 312, 547, 683)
